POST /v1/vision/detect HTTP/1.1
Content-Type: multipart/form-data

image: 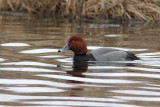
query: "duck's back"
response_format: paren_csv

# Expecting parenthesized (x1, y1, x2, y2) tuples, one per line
(91, 48, 139, 61)
(91, 48, 118, 55)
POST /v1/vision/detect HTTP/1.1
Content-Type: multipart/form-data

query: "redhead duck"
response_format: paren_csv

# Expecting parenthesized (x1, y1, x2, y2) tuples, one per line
(58, 35, 140, 62)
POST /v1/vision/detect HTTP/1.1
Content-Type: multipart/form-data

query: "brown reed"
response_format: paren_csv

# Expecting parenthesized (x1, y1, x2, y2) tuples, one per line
(0, 0, 160, 21)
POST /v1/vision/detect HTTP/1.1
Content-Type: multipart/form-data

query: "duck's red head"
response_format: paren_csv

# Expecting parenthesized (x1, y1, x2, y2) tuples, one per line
(68, 36, 87, 55)
(58, 35, 87, 55)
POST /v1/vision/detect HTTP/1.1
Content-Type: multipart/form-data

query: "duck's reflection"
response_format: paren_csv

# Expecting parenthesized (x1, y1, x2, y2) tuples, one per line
(57, 61, 136, 79)
(66, 61, 136, 77)
(67, 62, 89, 77)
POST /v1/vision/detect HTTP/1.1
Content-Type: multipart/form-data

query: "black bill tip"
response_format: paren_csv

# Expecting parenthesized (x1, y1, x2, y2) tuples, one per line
(58, 50, 61, 52)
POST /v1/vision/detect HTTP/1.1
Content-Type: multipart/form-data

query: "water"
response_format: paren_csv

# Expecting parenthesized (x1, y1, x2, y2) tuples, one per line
(0, 15, 160, 107)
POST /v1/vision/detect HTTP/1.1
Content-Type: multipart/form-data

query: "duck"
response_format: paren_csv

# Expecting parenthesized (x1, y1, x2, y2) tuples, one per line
(58, 35, 140, 62)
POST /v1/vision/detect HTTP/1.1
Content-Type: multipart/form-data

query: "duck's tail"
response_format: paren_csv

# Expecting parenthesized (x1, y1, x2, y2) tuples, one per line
(126, 52, 140, 61)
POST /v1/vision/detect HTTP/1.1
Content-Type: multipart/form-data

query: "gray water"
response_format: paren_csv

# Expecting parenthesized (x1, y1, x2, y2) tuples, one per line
(0, 15, 160, 107)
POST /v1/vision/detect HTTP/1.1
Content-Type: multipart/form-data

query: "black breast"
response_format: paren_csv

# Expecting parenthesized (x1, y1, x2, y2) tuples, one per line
(73, 53, 96, 62)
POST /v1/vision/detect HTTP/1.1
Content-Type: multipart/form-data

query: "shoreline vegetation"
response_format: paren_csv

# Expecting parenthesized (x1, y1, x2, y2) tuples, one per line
(0, 0, 160, 21)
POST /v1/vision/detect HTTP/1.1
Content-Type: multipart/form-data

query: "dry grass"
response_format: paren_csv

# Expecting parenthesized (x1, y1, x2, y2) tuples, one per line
(0, 0, 160, 20)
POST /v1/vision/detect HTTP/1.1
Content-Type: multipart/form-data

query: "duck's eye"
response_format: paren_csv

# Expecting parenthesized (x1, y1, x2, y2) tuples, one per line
(71, 40, 75, 43)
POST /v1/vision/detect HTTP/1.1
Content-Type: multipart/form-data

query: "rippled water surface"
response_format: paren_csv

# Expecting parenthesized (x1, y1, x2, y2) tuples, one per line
(0, 15, 160, 107)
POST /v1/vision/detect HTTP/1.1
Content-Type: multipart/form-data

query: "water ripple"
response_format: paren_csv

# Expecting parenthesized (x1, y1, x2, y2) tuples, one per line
(20, 48, 58, 54)
(115, 96, 160, 102)
(84, 73, 160, 79)
(38, 55, 65, 58)
(0, 61, 56, 67)
(0, 43, 30, 47)
(0, 94, 124, 102)
(37, 74, 142, 84)
(24, 101, 139, 107)
(0, 79, 73, 88)
(0, 67, 60, 72)
(3, 87, 65, 93)
(112, 90, 160, 96)
(0, 58, 6, 62)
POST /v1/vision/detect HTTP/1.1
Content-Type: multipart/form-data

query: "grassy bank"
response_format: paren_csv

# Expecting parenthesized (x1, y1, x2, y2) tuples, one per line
(0, 0, 160, 21)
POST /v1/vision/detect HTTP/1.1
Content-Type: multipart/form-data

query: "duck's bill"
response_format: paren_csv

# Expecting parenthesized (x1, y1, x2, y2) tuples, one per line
(58, 44, 70, 52)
